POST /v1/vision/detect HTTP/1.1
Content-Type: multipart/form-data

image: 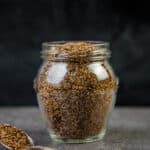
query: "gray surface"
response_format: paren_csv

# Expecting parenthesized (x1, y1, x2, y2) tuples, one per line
(0, 107, 150, 150)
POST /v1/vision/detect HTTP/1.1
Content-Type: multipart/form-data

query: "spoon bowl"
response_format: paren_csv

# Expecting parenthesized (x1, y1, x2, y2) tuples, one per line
(0, 123, 34, 150)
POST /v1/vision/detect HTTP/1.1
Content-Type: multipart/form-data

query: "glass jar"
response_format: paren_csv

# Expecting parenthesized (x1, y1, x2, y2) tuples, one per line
(34, 41, 118, 143)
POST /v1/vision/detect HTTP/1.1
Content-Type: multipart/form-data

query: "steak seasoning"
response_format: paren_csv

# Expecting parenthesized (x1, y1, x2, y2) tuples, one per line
(34, 41, 118, 143)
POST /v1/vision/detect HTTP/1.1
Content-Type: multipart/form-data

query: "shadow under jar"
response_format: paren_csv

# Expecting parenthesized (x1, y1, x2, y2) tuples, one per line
(34, 41, 118, 143)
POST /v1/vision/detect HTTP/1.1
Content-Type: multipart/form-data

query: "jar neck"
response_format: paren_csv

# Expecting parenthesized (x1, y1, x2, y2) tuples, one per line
(41, 41, 111, 62)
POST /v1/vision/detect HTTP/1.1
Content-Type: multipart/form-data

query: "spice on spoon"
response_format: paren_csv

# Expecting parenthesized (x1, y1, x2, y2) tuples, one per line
(0, 124, 33, 150)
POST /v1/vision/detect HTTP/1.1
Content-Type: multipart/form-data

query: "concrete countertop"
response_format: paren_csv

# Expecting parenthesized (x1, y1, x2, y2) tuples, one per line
(0, 107, 150, 150)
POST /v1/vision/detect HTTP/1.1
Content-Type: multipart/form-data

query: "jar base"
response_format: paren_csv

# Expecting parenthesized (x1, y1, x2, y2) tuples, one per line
(48, 128, 106, 144)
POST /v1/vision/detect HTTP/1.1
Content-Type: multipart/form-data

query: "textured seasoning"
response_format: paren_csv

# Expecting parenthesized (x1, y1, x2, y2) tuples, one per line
(0, 124, 32, 150)
(34, 42, 117, 139)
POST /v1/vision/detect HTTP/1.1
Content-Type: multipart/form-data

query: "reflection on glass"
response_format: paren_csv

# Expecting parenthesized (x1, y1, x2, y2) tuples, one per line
(46, 63, 67, 84)
(88, 62, 109, 80)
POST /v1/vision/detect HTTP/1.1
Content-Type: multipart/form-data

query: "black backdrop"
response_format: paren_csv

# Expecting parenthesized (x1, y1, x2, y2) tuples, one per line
(0, 0, 150, 106)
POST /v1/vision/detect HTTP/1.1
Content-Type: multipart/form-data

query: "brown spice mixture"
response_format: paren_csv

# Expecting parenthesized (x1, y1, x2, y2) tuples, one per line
(43, 42, 101, 61)
(0, 124, 32, 150)
(48, 41, 97, 52)
(35, 42, 117, 139)
(57, 42, 97, 56)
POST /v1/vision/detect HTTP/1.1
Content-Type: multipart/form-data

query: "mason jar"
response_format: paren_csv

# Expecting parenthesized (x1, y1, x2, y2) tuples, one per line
(34, 41, 118, 143)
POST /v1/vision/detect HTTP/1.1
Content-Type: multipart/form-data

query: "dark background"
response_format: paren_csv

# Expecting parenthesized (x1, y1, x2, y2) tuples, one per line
(0, 0, 150, 106)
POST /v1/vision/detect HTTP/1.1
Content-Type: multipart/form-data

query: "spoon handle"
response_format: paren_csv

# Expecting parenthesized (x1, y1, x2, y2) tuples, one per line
(25, 146, 54, 150)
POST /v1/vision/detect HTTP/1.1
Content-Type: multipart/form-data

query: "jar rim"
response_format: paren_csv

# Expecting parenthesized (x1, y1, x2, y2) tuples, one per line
(42, 41, 111, 61)
(42, 41, 109, 47)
